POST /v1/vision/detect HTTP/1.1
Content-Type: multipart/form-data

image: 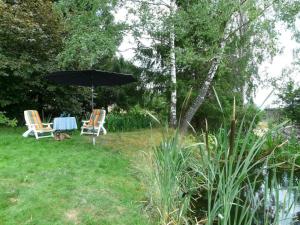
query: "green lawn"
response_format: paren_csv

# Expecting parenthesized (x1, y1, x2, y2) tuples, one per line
(0, 128, 159, 225)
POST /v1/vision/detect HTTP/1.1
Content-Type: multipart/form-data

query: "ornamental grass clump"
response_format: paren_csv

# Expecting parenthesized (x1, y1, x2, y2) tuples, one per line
(142, 132, 193, 225)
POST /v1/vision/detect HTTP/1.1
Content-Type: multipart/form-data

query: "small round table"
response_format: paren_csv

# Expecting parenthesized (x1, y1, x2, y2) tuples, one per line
(53, 117, 77, 131)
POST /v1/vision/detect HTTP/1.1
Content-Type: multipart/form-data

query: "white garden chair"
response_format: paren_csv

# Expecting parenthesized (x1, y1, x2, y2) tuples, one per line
(23, 110, 54, 139)
(81, 109, 107, 136)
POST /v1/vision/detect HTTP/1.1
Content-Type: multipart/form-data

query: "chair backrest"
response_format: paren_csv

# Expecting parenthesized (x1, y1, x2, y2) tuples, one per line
(88, 109, 106, 126)
(24, 110, 43, 129)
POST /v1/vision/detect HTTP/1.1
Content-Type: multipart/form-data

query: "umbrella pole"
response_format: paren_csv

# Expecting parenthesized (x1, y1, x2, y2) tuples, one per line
(92, 86, 95, 146)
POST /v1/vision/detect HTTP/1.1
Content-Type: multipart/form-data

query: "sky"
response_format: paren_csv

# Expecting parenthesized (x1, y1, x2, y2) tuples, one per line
(115, 8, 300, 109)
(255, 23, 300, 108)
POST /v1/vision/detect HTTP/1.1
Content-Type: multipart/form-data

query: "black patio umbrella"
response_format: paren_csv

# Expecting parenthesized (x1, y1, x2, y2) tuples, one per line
(46, 70, 137, 145)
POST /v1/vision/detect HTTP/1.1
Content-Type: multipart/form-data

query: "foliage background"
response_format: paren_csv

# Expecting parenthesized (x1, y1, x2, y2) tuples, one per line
(0, 0, 299, 132)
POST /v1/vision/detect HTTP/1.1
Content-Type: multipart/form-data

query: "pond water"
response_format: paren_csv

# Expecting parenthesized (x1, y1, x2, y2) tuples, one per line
(255, 170, 300, 225)
(192, 169, 300, 224)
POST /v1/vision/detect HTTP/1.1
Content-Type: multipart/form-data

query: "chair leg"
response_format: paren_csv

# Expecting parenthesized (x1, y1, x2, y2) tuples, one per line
(101, 126, 107, 135)
(22, 129, 32, 138)
(34, 131, 39, 139)
(97, 127, 101, 136)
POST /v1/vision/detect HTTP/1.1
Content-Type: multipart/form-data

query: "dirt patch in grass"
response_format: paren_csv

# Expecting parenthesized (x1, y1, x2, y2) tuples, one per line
(9, 197, 18, 204)
(65, 209, 80, 224)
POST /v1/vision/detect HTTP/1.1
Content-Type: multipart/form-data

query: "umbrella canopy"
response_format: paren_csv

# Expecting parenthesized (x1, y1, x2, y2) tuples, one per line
(46, 70, 137, 145)
(46, 70, 137, 87)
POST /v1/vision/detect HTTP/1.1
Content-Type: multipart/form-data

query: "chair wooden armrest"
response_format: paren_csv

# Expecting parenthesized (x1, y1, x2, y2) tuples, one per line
(42, 123, 53, 128)
(28, 123, 39, 128)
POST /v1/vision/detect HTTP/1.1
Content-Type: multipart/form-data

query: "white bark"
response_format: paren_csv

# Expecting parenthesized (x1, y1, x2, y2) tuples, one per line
(169, 0, 177, 127)
(180, 21, 232, 134)
(238, 7, 248, 106)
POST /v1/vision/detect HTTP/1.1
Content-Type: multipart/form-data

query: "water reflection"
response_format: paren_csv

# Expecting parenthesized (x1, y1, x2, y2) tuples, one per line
(191, 169, 300, 224)
(254, 170, 300, 225)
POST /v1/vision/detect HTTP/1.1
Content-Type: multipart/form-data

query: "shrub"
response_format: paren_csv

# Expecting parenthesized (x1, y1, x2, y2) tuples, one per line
(268, 130, 300, 166)
(106, 106, 156, 132)
(278, 81, 300, 124)
(193, 92, 261, 132)
(238, 103, 262, 129)
(0, 112, 17, 127)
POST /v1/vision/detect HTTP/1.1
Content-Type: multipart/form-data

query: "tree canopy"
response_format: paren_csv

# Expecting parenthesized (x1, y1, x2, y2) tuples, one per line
(278, 81, 300, 124)
(0, 0, 299, 130)
(55, 0, 124, 69)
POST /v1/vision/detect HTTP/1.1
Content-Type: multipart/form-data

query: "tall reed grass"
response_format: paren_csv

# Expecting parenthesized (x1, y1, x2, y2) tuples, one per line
(191, 120, 289, 225)
(141, 132, 192, 224)
(141, 105, 298, 225)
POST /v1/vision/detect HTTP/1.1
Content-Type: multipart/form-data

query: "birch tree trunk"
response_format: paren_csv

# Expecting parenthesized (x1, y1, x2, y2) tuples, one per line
(180, 24, 230, 134)
(237, 7, 248, 106)
(169, 0, 177, 127)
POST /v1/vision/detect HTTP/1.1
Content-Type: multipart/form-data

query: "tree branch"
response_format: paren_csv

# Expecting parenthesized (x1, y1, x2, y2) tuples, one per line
(225, 0, 277, 42)
(129, 0, 170, 9)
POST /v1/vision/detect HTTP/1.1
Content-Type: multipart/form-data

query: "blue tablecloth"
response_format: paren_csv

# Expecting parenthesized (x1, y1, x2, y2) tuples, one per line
(53, 117, 77, 131)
